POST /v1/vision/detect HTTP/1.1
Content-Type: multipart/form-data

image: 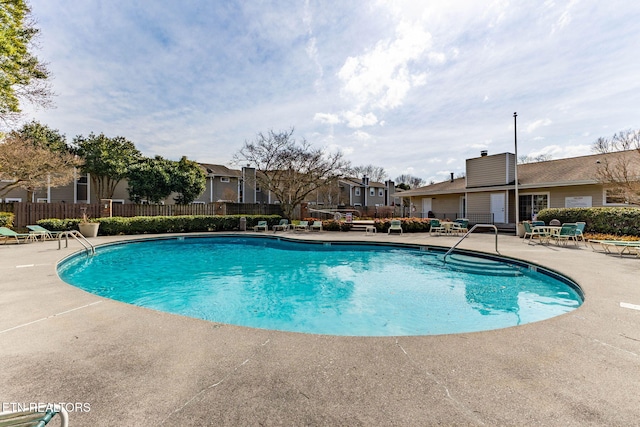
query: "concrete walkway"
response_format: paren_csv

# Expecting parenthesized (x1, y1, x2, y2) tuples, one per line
(1, 231, 639, 426)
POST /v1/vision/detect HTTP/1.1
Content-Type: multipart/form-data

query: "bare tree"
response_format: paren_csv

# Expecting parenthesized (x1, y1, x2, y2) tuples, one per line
(233, 128, 351, 219)
(592, 129, 640, 153)
(395, 174, 425, 189)
(0, 133, 80, 199)
(592, 129, 640, 205)
(518, 153, 553, 164)
(352, 164, 387, 182)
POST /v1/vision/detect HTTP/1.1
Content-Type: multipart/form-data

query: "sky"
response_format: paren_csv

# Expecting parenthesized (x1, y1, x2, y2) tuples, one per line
(21, 0, 640, 184)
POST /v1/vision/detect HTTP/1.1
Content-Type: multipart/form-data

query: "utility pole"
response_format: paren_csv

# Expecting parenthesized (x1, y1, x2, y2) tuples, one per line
(514, 112, 519, 236)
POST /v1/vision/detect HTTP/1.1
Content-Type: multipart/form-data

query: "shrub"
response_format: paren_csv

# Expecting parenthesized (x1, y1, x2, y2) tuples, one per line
(537, 207, 640, 237)
(374, 217, 431, 233)
(0, 212, 14, 228)
(37, 214, 282, 236)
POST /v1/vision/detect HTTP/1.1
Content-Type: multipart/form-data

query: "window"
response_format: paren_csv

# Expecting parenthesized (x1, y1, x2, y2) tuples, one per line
(378, 189, 384, 197)
(605, 187, 631, 205)
(191, 201, 205, 204)
(111, 199, 125, 205)
(355, 188, 361, 196)
(369, 188, 375, 196)
(4, 198, 21, 203)
(36, 198, 49, 203)
(518, 194, 548, 222)
(220, 177, 230, 183)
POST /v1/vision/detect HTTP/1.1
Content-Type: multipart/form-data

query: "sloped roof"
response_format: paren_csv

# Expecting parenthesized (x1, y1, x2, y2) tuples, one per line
(517, 150, 640, 187)
(400, 177, 466, 196)
(399, 149, 640, 197)
(199, 163, 242, 177)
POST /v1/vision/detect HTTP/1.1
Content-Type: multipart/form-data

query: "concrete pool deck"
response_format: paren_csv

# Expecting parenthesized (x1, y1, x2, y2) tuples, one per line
(1, 231, 639, 426)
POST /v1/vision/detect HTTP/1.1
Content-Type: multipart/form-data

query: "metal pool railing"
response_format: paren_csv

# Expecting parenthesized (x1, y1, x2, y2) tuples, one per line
(443, 224, 499, 263)
(57, 230, 96, 256)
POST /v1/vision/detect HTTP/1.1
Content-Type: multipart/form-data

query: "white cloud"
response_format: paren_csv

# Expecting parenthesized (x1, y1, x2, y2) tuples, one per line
(337, 21, 432, 111)
(526, 119, 553, 133)
(343, 111, 378, 128)
(314, 113, 341, 125)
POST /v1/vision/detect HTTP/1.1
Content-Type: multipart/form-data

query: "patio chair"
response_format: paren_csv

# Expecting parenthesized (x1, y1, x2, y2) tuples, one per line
(551, 223, 578, 246)
(452, 219, 469, 235)
(0, 226, 36, 244)
(574, 222, 587, 246)
(310, 221, 323, 232)
(26, 225, 63, 241)
(272, 219, 289, 232)
(532, 220, 545, 227)
(388, 219, 403, 235)
(522, 222, 551, 244)
(253, 220, 268, 232)
(429, 219, 445, 236)
(0, 404, 68, 427)
(293, 220, 309, 232)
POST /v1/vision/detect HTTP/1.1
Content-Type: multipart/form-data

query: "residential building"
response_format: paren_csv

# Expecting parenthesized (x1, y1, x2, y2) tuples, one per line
(400, 149, 640, 225)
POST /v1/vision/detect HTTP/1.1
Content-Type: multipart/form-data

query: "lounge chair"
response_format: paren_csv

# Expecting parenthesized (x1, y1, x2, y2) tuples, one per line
(27, 225, 63, 241)
(388, 219, 403, 235)
(293, 220, 309, 232)
(310, 221, 323, 232)
(253, 220, 268, 232)
(429, 219, 444, 236)
(551, 223, 578, 246)
(0, 226, 36, 244)
(590, 240, 640, 257)
(272, 219, 289, 232)
(0, 404, 68, 426)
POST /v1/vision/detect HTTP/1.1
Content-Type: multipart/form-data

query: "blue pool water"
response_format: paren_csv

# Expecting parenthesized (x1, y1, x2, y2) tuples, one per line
(57, 236, 583, 336)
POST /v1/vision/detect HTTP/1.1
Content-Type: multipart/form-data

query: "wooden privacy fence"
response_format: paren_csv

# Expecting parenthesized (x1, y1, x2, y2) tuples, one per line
(0, 202, 283, 229)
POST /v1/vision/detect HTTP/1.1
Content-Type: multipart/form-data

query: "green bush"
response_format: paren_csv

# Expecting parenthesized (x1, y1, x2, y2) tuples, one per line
(537, 207, 640, 236)
(0, 212, 14, 228)
(374, 217, 431, 233)
(37, 214, 282, 236)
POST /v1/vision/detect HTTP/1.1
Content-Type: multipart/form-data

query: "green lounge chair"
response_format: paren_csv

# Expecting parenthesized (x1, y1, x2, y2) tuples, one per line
(27, 225, 63, 241)
(253, 220, 268, 232)
(310, 221, 323, 232)
(0, 226, 36, 244)
(272, 219, 289, 232)
(388, 219, 403, 235)
(293, 220, 309, 232)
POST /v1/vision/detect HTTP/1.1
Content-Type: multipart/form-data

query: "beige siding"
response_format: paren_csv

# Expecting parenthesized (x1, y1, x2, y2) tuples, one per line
(432, 195, 463, 217)
(547, 185, 605, 207)
(466, 153, 515, 188)
(467, 192, 491, 215)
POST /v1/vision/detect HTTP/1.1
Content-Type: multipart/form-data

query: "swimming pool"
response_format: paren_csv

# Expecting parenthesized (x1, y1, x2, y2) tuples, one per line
(57, 235, 583, 336)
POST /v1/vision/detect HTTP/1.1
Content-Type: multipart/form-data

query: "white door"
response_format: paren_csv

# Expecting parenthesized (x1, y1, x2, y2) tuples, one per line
(490, 193, 505, 223)
(422, 198, 432, 218)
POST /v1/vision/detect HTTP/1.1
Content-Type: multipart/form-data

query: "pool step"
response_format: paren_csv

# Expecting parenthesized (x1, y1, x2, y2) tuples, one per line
(439, 255, 523, 277)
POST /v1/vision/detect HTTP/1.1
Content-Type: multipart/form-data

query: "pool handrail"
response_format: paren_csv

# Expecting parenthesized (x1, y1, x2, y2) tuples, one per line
(57, 230, 96, 255)
(443, 224, 499, 263)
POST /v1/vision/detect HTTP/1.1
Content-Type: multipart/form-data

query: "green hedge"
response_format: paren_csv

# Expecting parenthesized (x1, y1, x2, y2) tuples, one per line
(374, 217, 432, 233)
(0, 212, 14, 228)
(37, 214, 282, 236)
(536, 207, 640, 236)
